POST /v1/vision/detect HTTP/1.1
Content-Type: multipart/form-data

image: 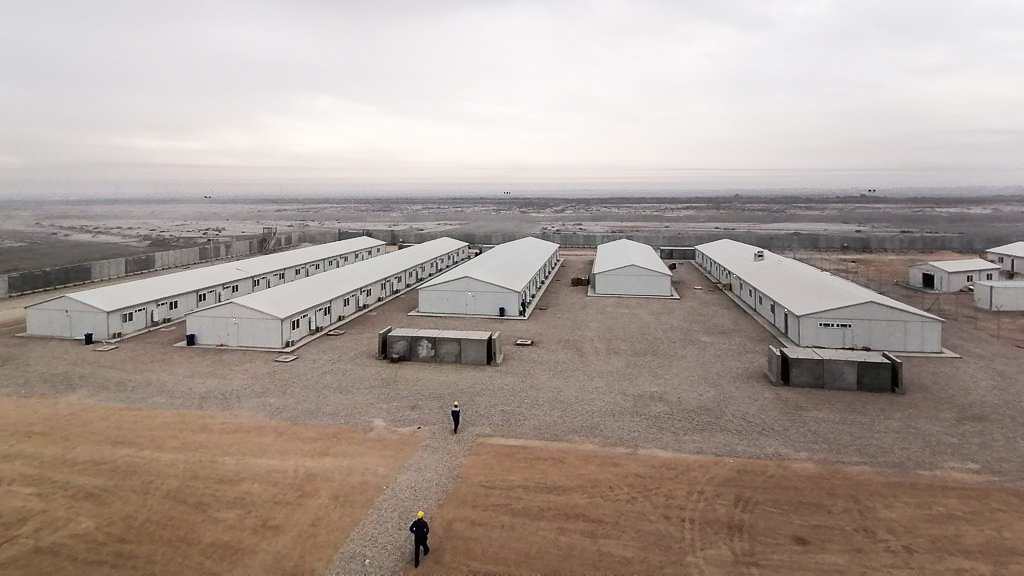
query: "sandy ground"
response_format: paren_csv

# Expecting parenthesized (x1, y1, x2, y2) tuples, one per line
(1, 251, 1024, 573)
(415, 439, 1024, 575)
(0, 397, 418, 576)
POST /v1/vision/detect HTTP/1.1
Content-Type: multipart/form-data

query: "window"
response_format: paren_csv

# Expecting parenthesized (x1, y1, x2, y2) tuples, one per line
(295, 268, 302, 275)
(121, 311, 133, 323)
(343, 256, 349, 263)
(198, 292, 207, 304)
(314, 263, 321, 271)
(229, 284, 239, 294)
(276, 272, 285, 281)
(343, 296, 351, 307)
(290, 318, 300, 330)
(818, 321, 853, 329)
(253, 278, 261, 289)
(748, 288, 753, 298)
(986, 273, 993, 280)
(168, 300, 179, 311)
(322, 305, 331, 317)
(758, 295, 763, 305)
(998, 256, 1004, 263)
(967, 274, 974, 283)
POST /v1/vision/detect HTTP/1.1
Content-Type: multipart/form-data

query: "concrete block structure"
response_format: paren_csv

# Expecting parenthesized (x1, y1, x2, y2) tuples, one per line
(696, 239, 943, 353)
(591, 239, 674, 297)
(974, 281, 1024, 311)
(987, 241, 1024, 277)
(416, 237, 560, 317)
(24, 236, 385, 340)
(767, 346, 903, 393)
(185, 238, 468, 349)
(381, 327, 497, 366)
(908, 258, 999, 292)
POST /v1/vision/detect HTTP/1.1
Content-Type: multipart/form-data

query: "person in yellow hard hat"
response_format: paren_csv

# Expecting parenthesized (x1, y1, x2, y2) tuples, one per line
(409, 510, 430, 568)
(451, 401, 461, 434)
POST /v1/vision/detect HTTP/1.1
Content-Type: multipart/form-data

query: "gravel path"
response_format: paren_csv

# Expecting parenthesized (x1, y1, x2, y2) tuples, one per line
(328, 425, 476, 575)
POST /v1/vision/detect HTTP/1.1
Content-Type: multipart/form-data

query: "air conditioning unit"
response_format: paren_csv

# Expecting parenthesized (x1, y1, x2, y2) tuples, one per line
(754, 250, 765, 261)
(286, 339, 295, 347)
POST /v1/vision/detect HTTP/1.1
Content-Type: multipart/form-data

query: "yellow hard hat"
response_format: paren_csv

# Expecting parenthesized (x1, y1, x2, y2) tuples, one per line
(417, 511, 424, 519)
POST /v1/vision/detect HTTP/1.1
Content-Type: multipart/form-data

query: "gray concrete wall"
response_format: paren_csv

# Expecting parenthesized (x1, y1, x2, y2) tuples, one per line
(3, 229, 350, 298)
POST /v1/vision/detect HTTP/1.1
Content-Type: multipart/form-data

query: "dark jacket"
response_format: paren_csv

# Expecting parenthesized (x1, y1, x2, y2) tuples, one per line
(409, 518, 429, 542)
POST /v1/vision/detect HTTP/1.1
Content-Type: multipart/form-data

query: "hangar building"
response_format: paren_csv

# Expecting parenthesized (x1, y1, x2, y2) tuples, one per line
(987, 241, 1024, 277)
(416, 236, 560, 317)
(696, 239, 944, 353)
(591, 239, 673, 297)
(24, 236, 385, 340)
(908, 258, 999, 292)
(185, 237, 468, 349)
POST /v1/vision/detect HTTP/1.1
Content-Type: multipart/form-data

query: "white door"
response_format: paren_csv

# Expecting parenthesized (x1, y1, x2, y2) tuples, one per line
(228, 320, 239, 346)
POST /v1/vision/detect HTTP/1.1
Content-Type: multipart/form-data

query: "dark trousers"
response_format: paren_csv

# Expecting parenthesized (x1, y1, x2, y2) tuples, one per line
(451, 411, 460, 434)
(414, 540, 429, 567)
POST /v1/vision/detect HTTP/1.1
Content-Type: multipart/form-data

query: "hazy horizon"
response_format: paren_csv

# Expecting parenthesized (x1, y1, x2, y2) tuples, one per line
(3, 1, 1023, 195)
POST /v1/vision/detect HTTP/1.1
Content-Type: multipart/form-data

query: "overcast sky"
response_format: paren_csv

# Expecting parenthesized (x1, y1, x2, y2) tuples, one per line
(2, 0, 1023, 194)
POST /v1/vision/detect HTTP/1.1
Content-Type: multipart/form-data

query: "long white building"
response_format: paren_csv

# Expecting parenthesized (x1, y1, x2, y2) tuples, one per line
(987, 241, 1024, 277)
(591, 238, 673, 297)
(908, 258, 1000, 292)
(696, 239, 943, 353)
(186, 237, 469, 349)
(417, 236, 560, 317)
(25, 236, 385, 340)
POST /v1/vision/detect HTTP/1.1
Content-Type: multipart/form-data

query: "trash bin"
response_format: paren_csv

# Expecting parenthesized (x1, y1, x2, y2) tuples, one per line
(185, 333, 196, 346)
(498, 306, 506, 317)
(84, 332, 94, 345)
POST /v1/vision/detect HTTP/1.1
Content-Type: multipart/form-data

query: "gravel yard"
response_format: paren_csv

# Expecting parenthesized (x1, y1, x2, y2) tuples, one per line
(2, 251, 1024, 573)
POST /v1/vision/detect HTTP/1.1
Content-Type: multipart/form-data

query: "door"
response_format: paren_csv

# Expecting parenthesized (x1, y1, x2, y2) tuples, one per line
(228, 319, 239, 347)
(922, 272, 935, 289)
(784, 313, 789, 337)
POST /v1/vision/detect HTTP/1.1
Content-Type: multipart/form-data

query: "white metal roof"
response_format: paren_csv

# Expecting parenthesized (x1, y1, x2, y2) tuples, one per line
(919, 258, 1000, 273)
(592, 239, 671, 276)
(207, 237, 467, 319)
(696, 238, 942, 320)
(420, 236, 559, 292)
(49, 236, 384, 312)
(975, 280, 1024, 288)
(987, 241, 1024, 258)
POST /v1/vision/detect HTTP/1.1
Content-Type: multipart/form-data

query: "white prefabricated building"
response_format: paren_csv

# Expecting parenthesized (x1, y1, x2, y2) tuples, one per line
(908, 258, 1000, 292)
(974, 281, 1024, 311)
(986, 241, 1024, 277)
(417, 236, 560, 317)
(24, 236, 385, 340)
(186, 237, 469, 348)
(695, 239, 944, 353)
(591, 238, 673, 297)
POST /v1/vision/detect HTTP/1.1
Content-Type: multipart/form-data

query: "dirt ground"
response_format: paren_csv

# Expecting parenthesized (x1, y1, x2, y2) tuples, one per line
(0, 397, 418, 576)
(416, 439, 1024, 576)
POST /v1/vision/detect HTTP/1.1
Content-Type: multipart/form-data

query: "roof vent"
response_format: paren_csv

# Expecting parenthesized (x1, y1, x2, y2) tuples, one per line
(754, 250, 765, 262)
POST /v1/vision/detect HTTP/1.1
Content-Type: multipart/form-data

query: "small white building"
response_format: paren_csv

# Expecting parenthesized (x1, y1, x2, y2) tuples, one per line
(695, 239, 944, 353)
(591, 239, 673, 297)
(908, 258, 1000, 292)
(986, 241, 1024, 277)
(186, 237, 469, 348)
(24, 236, 385, 340)
(417, 237, 560, 317)
(974, 281, 1024, 311)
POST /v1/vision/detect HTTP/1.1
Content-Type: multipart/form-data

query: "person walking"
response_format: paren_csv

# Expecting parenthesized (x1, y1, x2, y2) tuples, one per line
(451, 401, 461, 434)
(409, 511, 430, 568)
